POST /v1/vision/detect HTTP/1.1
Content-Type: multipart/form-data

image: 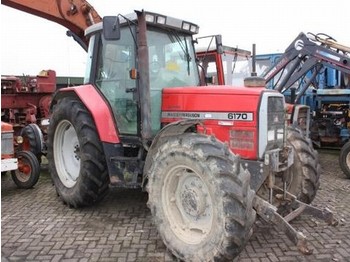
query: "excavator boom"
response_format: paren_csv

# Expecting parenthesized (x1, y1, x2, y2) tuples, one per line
(2, 0, 101, 50)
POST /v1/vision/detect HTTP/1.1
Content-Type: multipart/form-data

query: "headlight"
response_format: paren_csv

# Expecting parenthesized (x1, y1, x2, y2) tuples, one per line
(16, 136, 23, 144)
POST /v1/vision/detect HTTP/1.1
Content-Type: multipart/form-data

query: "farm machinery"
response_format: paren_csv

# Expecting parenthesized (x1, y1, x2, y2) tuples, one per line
(1, 70, 57, 161)
(1, 121, 40, 188)
(260, 32, 350, 178)
(2, 0, 336, 260)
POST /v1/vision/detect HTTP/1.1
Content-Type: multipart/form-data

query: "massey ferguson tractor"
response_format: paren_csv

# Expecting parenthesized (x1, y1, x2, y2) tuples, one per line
(196, 34, 321, 202)
(3, 1, 335, 261)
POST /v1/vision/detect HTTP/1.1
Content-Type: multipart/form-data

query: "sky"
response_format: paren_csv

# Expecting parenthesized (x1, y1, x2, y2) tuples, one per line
(1, 0, 349, 77)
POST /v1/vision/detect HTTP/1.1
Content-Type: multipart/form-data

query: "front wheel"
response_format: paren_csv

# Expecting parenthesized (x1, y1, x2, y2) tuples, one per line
(11, 151, 40, 189)
(286, 126, 320, 204)
(257, 126, 320, 211)
(147, 133, 256, 261)
(47, 98, 109, 207)
(339, 141, 350, 178)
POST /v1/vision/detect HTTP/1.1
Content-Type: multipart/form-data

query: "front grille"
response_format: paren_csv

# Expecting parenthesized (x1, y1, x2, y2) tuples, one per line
(1, 132, 14, 155)
(267, 96, 285, 149)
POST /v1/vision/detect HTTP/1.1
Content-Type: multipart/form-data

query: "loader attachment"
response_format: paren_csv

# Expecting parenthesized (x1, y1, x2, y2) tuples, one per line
(253, 193, 337, 255)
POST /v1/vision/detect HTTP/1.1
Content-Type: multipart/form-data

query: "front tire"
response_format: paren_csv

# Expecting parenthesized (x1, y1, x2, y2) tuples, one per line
(339, 141, 350, 178)
(257, 126, 320, 211)
(11, 151, 40, 189)
(286, 126, 320, 204)
(147, 133, 256, 261)
(47, 98, 109, 207)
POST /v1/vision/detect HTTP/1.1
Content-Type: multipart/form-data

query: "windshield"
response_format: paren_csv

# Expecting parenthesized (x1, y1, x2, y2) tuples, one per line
(147, 28, 200, 90)
(147, 28, 200, 134)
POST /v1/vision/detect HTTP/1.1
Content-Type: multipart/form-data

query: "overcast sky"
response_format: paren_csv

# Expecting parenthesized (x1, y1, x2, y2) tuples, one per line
(1, 0, 349, 77)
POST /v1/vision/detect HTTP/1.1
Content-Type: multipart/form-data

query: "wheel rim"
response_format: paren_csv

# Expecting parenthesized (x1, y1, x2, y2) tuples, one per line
(15, 161, 32, 183)
(53, 120, 80, 188)
(162, 165, 213, 245)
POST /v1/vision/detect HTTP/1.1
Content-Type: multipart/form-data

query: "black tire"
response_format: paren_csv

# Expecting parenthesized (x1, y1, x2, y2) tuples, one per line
(11, 151, 40, 189)
(147, 133, 256, 261)
(257, 126, 320, 210)
(47, 98, 109, 208)
(20, 123, 43, 162)
(286, 126, 320, 204)
(339, 141, 350, 178)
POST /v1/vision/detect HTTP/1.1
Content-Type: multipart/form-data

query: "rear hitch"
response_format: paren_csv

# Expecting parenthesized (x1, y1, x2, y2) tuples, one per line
(253, 194, 337, 255)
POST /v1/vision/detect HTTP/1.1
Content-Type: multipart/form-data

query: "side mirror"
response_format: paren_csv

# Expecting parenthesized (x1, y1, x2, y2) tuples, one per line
(215, 35, 223, 54)
(103, 16, 121, 40)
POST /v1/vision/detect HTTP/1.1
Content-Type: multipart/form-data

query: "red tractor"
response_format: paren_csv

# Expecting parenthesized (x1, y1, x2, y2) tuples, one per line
(1, 70, 56, 162)
(46, 11, 334, 260)
(196, 35, 320, 200)
(3, 0, 334, 260)
(1, 121, 40, 188)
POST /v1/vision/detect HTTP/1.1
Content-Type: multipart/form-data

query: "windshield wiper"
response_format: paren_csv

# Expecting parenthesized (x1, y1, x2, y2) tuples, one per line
(169, 31, 191, 75)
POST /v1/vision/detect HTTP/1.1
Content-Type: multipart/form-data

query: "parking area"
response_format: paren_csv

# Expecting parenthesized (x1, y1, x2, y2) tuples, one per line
(1, 149, 350, 262)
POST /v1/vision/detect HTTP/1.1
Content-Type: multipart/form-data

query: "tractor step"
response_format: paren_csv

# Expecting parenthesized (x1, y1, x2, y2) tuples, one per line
(253, 195, 337, 255)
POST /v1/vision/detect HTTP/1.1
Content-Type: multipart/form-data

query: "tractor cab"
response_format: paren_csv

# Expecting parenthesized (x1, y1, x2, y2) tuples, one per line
(84, 11, 200, 139)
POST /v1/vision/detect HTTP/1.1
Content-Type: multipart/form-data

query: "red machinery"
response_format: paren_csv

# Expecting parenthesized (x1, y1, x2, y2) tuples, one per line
(1, 70, 56, 159)
(2, 1, 336, 261)
(1, 121, 40, 189)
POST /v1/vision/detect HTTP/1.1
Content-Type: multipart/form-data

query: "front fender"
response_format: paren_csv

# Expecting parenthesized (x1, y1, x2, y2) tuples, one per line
(142, 119, 201, 188)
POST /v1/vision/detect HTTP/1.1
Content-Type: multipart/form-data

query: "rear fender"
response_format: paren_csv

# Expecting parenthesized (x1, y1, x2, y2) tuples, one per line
(51, 85, 120, 143)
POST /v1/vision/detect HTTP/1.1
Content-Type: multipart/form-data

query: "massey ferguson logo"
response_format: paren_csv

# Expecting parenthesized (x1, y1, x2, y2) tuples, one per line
(294, 39, 304, 51)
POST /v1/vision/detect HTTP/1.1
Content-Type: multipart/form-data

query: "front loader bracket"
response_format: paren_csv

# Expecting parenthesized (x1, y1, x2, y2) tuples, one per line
(253, 195, 337, 255)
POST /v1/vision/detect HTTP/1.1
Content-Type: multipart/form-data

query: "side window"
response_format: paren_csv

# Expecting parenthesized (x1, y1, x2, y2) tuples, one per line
(198, 54, 219, 85)
(222, 53, 250, 86)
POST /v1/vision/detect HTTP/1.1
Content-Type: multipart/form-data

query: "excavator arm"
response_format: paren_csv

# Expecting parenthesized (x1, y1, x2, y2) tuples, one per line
(263, 32, 350, 103)
(2, 0, 101, 50)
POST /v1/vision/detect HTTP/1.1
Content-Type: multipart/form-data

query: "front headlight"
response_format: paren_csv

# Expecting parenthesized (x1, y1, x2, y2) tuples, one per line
(16, 136, 23, 144)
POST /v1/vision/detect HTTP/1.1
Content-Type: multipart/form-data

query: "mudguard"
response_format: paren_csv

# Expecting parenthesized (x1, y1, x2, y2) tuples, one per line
(50, 85, 119, 143)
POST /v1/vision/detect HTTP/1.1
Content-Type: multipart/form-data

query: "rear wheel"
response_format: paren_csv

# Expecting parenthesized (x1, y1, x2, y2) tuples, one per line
(339, 141, 350, 178)
(47, 98, 109, 207)
(257, 126, 320, 211)
(147, 133, 256, 261)
(11, 151, 40, 189)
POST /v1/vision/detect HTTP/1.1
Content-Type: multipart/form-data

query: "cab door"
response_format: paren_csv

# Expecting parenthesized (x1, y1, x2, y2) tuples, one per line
(94, 27, 138, 136)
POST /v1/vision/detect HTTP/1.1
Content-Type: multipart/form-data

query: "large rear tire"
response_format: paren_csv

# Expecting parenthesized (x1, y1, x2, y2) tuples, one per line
(11, 151, 40, 189)
(339, 141, 350, 178)
(257, 126, 320, 210)
(147, 133, 256, 261)
(47, 98, 109, 207)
